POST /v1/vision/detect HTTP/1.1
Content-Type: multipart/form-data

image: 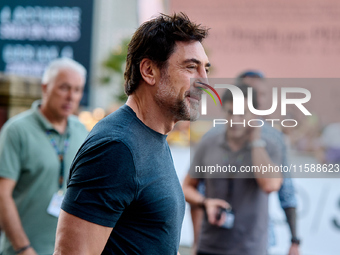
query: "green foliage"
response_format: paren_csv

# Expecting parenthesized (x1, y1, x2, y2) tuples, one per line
(101, 38, 131, 103)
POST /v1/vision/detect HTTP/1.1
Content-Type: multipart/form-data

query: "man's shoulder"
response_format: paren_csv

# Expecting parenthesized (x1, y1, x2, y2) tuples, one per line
(89, 105, 135, 138)
(262, 122, 283, 137)
(1, 108, 35, 134)
(201, 127, 224, 144)
(322, 122, 340, 137)
(83, 105, 168, 159)
(194, 128, 224, 155)
(82, 105, 140, 150)
(261, 123, 284, 146)
(68, 115, 88, 133)
(202, 125, 225, 139)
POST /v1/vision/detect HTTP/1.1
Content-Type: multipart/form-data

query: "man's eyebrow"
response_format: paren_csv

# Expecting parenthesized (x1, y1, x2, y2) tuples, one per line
(183, 58, 211, 67)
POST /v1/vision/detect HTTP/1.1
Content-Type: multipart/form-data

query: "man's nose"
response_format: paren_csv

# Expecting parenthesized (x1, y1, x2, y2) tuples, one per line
(199, 66, 208, 79)
(231, 114, 243, 122)
(66, 89, 76, 101)
(193, 80, 207, 90)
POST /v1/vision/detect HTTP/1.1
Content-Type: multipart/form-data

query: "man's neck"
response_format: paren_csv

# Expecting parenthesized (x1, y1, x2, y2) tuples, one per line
(226, 132, 248, 152)
(40, 105, 68, 134)
(126, 91, 176, 135)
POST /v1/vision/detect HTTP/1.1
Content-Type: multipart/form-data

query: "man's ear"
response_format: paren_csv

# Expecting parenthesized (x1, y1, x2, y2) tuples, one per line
(139, 58, 159, 86)
(41, 84, 48, 98)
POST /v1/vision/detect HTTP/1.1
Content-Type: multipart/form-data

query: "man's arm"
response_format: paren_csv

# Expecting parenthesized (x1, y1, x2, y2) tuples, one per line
(182, 174, 229, 226)
(250, 128, 282, 193)
(252, 146, 282, 193)
(182, 174, 204, 207)
(284, 207, 300, 255)
(277, 178, 300, 255)
(54, 210, 112, 255)
(0, 178, 37, 255)
(54, 140, 137, 254)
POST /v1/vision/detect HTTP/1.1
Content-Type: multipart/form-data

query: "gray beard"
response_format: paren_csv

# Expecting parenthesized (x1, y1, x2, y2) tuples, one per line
(154, 75, 200, 121)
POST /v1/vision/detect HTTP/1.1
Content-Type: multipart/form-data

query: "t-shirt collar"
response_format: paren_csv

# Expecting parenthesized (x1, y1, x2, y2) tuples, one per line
(123, 104, 168, 141)
(217, 129, 251, 151)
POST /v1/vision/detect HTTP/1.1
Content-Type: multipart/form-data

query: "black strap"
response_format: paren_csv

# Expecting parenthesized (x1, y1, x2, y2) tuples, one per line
(227, 179, 234, 206)
(15, 244, 31, 254)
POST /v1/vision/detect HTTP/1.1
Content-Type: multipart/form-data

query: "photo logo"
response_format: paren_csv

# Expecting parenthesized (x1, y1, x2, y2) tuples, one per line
(197, 81, 222, 106)
(197, 83, 312, 128)
(200, 83, 311, 116)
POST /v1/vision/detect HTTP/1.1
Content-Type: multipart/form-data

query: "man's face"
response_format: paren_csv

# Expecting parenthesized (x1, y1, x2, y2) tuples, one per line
(154, 41, 210, 121)
(42, 68, 85, 119)
(224, 99, 254, 139)
(241, 77, 267, 110)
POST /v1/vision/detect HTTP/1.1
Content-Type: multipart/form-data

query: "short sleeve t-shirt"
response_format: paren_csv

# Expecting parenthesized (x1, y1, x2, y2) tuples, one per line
(61, 104, 185, 255)
(190, 129, 282, 255)
(0, 100, 88, 255)
(320, 122, 340, 163)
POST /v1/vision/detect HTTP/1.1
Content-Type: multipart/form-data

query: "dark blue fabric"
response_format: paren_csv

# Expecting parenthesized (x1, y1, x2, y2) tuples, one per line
(61, 105, 185, 255)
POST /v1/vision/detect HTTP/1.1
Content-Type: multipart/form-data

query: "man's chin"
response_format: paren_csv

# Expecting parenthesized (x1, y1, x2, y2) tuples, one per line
(188, 108, 200, 122)
(191, 114, 200, 122)
(229, 131, 247, 140)
(60, 109, 74, 118)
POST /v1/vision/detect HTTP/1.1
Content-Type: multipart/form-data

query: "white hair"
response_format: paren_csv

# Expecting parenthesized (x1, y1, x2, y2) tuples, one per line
(42, 58, 87, 84)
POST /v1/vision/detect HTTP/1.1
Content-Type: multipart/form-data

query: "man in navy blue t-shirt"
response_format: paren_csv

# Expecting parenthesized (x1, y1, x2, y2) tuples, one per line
(54, 13, 211, 255)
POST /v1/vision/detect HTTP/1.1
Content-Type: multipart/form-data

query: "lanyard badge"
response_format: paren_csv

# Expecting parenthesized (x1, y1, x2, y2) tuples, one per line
(46, 130, 70, 193)
(46, 130, 70, 217)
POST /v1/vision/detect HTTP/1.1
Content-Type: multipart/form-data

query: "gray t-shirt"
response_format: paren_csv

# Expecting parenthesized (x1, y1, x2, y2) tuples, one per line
(190, 129, 282, 255)
(62, 105, 185, 255)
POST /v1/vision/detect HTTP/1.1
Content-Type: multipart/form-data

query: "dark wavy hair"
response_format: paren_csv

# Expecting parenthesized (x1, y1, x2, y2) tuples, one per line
(124, 12, 209, 95)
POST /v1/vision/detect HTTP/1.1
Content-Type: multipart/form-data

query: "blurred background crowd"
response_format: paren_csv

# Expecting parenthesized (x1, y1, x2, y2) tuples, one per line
(0, 0, 340, 255)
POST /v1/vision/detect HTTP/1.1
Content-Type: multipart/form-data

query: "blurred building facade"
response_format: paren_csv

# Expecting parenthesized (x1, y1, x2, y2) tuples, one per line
(0, 74, 40, 128)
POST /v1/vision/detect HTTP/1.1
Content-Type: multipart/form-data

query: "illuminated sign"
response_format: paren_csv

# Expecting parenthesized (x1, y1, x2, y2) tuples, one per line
(0, 0, 94, 105)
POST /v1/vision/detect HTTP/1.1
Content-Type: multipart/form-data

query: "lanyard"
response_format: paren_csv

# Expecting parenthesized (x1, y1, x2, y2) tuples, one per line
(46, 130, 70, 192)
(227, 179, 234, 203)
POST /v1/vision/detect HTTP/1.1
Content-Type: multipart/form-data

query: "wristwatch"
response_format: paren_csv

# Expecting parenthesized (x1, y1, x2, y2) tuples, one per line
(291, 237, 301, 245)
(250, 139, 266, 148)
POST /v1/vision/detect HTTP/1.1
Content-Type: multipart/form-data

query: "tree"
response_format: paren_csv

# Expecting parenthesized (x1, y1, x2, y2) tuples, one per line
(101, 38, 130, 103)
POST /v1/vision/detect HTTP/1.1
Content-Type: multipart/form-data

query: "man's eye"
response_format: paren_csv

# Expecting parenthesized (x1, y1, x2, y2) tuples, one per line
(59, 84, 69, 91)
(188, 65, 196, 69)
(206, 69, 210, 74)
